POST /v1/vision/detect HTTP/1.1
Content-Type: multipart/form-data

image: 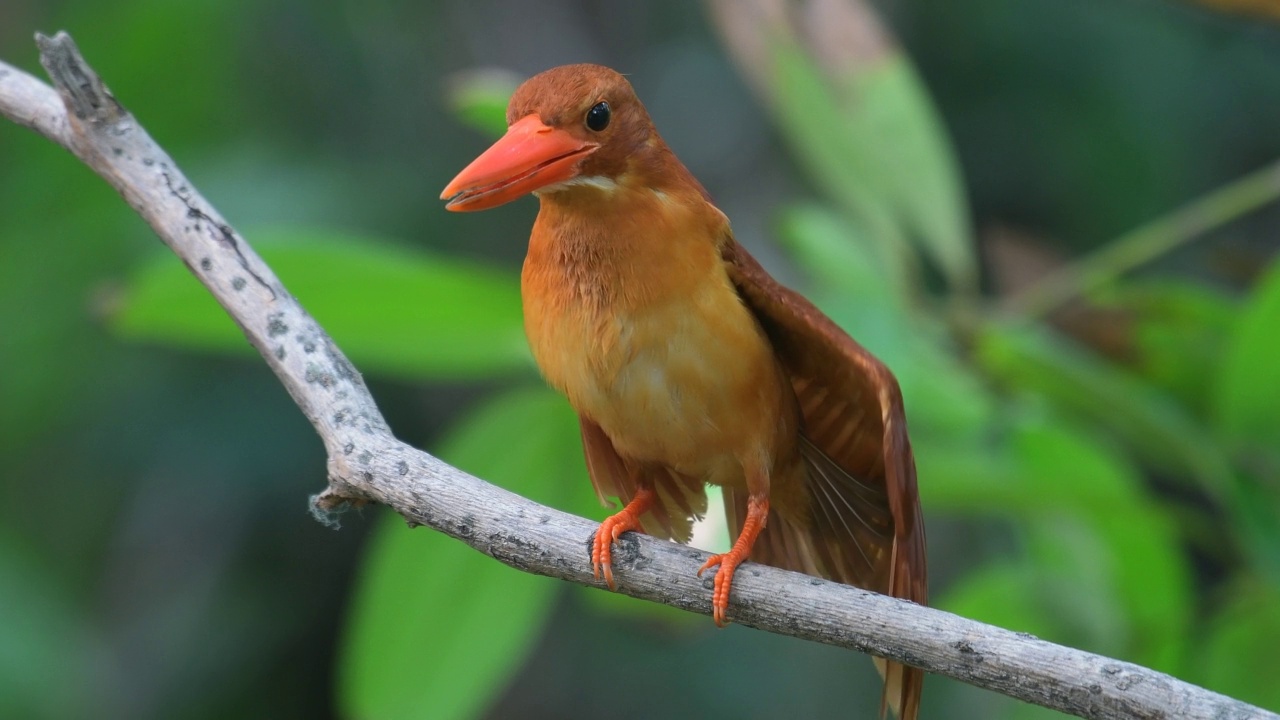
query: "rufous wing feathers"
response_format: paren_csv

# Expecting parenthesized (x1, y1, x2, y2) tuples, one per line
(721, 237, 927, 720)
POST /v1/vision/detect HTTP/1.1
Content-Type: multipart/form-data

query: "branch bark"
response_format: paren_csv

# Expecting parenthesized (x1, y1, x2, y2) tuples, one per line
(1, 31, 1273, 720)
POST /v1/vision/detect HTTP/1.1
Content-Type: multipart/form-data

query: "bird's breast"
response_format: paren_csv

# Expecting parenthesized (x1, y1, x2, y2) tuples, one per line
(521, 226, 787, 483)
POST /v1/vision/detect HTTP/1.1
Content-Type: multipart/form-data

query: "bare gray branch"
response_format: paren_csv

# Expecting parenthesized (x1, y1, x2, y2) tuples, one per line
(1, 30, 1273, 720)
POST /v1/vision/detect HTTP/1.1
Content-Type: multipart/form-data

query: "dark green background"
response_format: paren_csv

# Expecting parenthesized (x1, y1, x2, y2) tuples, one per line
(2, 1, 1278, 718)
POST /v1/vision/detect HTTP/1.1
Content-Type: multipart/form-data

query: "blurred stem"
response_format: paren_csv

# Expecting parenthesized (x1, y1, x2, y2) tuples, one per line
(1009, 158, 1280, 319)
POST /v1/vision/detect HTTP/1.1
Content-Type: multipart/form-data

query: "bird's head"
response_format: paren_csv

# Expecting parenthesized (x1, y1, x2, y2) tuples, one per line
(441, 64, 667, 212)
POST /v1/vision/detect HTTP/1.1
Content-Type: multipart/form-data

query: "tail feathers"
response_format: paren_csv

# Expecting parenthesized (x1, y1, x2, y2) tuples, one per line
(874, 657, 922, 720)
(722, 445, 923, 719)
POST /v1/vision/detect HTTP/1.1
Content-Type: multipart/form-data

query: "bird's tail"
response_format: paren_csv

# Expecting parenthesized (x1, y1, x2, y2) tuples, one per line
(722, 441, 924, 719)
(873, 657, 917, 720)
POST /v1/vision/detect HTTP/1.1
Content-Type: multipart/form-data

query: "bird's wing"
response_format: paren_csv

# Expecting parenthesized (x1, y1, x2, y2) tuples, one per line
(721, 237, 926, 720)
(579, 416, 708, 543)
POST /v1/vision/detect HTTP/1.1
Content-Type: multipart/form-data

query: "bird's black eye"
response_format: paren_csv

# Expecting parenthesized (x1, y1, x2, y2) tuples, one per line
(585, 101, 610, 132)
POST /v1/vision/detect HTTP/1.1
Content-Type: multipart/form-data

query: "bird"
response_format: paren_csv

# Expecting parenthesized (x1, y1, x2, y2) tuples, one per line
(440, 63, 926, 720)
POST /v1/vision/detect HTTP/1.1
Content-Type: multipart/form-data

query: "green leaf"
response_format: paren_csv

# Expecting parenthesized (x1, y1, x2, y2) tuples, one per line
(446, 69, 519, 139)
(777, 202, 903, 312)
(1203, 259, 1280, 582)
(934, 417, 1191, 670)
(338, 387, 582, 720)
(913, 440, 1019, 512)
(919, 419, 1132, 515)
(768, 44, 975, 292)
(837, 57, 975, 293)
(976, 322, 1235, 501)
(1025, 516, 1130, 657)
(1196, 580, 1280, 711)
(111, 228, 530, 380)
(1215, 256, 1280, 451)
(1015, 421, 1190, 670)
(1094, 280, 1237, 416)
(979, 322, 1280, 583)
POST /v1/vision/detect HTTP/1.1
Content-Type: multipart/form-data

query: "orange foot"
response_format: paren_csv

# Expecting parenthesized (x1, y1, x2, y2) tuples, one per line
(697, 495, 769, 627)
(592, 486, 656, 589)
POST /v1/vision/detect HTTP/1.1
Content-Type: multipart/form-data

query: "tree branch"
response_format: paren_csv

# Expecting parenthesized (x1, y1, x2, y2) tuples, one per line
(1, 31, 1273, 720)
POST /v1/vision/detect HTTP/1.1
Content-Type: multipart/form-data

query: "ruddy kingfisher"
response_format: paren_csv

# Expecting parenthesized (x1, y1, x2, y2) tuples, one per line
(441, 64, 926, 719)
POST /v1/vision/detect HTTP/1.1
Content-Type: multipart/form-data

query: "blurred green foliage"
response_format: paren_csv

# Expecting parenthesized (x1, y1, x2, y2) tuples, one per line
(339, 388, 580, 720)
(4, 1, 1280, 719)
(114, 229, 531, 380)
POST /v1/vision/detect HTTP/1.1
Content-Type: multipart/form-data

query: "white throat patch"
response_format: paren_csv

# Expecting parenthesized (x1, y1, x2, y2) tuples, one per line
(534, 175, 619, 196)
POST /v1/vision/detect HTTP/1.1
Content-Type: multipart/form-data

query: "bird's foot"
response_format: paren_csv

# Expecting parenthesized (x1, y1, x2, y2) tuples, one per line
(697, 552, 743, 627)
(591, 486, 656, 589)
(696, 494, 770, 627)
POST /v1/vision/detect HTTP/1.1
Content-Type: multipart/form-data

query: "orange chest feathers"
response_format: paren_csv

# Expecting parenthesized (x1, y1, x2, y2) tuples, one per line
(519, 196, 789, 481)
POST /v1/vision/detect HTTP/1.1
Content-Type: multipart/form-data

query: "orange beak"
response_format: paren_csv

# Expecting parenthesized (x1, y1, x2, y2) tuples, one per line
(440, 114, 599, 212)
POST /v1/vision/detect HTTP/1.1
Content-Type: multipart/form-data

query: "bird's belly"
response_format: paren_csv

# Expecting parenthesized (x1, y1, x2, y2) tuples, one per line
(596, 322, 748, 470)
(526, 281, 783, 484)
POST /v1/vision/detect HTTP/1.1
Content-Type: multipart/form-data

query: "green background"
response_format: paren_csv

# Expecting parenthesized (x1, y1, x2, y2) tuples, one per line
(2, 1, 1278, 718)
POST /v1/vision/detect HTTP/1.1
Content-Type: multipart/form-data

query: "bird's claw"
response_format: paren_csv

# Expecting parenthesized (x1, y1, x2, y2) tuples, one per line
(697, 553, 738, 627)
(592, 559, 616, 590)
(591, 511, 641, 591)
